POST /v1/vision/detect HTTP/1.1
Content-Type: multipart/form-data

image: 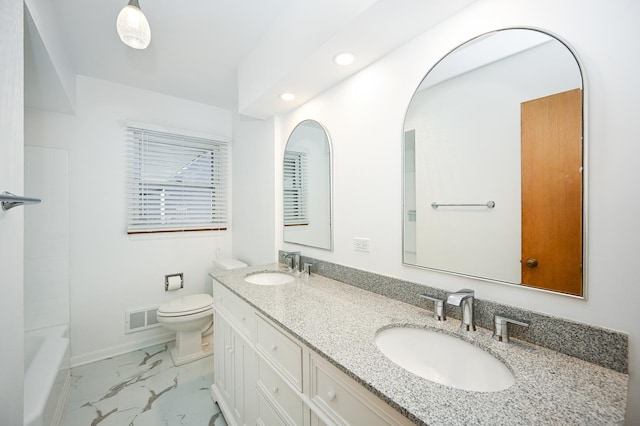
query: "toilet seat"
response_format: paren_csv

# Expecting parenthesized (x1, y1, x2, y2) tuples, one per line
(157, 294, 213, 317)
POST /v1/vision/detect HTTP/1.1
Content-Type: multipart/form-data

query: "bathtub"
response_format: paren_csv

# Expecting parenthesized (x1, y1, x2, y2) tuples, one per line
(24, 325, 71, 426)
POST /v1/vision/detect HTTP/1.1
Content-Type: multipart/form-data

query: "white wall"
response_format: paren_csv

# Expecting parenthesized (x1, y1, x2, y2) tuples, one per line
(26, 76, 234, 366)
(24, 0, 76, 112)
(24, 110, 74, 334)
(0, 0, 24, 423)
(232, 114, 278, 265)
(277, 0, 640, 422)
(24, 145, 70, 331)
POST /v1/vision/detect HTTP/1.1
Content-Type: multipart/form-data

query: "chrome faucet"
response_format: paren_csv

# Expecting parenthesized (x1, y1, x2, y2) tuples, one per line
(282, 251, 301, 273)
(446, 289, 476, 331)
(303, 262, 314, 276)
(493, 315, 529, 343)
(419, 294, 446, 321)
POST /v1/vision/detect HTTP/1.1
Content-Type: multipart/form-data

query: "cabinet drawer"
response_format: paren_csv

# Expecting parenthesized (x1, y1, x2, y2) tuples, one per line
(257, 391, 287, 426)
(213, 280, 255, 339)
(257, 358, 304, 425)
(310, 354, 413, 426)
(256, 315, 303, 391)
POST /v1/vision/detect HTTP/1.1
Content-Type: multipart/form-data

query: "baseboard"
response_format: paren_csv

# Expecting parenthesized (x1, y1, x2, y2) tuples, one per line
(70, 332, 175, 368)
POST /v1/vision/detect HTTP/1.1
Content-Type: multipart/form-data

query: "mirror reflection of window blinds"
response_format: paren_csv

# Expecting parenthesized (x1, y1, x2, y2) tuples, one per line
(126, 126, 228, 233)
(283, 151, 308, 226)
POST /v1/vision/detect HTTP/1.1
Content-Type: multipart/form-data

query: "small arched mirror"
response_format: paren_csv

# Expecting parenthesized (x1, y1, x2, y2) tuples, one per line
(283, 120, 333, 250)
(403, 29, 585, 297)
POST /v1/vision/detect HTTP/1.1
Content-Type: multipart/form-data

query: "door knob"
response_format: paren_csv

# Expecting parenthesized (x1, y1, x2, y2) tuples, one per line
(525, 258, 538, 268)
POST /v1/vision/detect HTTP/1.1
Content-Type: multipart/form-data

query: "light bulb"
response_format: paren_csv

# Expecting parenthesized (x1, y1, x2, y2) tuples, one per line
(333, 52, 355, 66)
(116, 0, 151, 49)
(280, 93, 296, 101)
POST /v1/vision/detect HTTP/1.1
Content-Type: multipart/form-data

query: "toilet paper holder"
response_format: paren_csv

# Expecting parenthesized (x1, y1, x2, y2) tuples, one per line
(165, 273, 184, 291)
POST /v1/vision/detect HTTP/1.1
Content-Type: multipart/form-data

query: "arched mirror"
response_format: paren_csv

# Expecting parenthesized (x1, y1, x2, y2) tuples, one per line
(403, 29, 585, 297)
(284, 120, 333, 250)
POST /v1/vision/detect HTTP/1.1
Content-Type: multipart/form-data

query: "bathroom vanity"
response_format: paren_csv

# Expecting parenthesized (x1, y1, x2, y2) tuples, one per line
(210, 264, 627, 425)
(211, 273, 410, 425)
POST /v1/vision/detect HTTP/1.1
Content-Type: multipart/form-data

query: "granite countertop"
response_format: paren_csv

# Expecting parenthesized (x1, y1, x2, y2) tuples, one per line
(210, 263, 628, 425)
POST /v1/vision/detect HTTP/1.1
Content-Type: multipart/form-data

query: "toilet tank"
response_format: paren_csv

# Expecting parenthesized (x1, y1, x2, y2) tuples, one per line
(212, 258, 247, 271)
(209, 259, 247, 297)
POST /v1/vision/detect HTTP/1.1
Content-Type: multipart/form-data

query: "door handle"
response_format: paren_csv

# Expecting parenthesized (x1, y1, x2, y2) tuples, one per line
(525, 258, 538, 268)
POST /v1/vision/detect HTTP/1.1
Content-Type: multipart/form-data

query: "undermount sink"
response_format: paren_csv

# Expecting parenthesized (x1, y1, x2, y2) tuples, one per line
(244, 271, 295, 285)
(375, 327, 514, 392)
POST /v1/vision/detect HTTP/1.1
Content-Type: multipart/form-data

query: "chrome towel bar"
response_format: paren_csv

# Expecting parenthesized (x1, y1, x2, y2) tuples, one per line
(431, 200, 495, 209)
(1, 191, 42, 211)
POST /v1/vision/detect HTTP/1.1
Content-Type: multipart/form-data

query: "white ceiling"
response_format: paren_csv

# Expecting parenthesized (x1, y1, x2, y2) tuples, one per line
(24, 0, 476, 117)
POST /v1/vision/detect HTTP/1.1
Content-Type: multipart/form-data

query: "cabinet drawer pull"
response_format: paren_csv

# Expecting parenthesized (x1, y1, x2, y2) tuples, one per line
(327, 390, 336, 401)
(271, 385, 279, 393)
(270, 344, 278, 351)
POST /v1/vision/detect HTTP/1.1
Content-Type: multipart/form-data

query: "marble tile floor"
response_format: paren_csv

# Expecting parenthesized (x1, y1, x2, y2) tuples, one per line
(62, 342, 227, 426)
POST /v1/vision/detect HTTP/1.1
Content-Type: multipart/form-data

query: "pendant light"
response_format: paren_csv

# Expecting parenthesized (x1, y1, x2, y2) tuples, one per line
(116, 0, 151, 49)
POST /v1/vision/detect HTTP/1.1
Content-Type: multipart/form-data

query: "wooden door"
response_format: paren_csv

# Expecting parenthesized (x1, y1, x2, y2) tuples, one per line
(521, 88, 583, 295)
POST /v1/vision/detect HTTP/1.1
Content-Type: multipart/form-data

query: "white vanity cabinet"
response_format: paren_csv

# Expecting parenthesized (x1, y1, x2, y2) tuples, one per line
(211, 278, 413, 426)
(309, 353, 412, 425)
(255, 315, 305, 425)
(212, 282, 257, 426)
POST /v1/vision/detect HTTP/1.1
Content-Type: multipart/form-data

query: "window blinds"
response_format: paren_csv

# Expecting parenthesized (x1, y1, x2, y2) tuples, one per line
(283, 151, 308, 226)
(126, 126, 228, 234)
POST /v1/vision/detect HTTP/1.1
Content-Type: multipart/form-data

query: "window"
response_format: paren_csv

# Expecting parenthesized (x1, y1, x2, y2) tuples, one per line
(126, 125, 228, 234)
(283, 150, 308, 226)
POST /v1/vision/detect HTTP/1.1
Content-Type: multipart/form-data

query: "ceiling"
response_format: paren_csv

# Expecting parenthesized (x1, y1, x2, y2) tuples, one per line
(24, 0, 476, 118)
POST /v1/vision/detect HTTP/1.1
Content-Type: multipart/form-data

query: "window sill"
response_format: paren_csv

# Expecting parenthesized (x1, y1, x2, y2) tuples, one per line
(128, 229, 226, 241)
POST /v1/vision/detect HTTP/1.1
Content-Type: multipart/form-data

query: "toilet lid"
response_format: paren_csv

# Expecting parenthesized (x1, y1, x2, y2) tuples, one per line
(213, 258, 247, 270)
(158, 294, 213, 316)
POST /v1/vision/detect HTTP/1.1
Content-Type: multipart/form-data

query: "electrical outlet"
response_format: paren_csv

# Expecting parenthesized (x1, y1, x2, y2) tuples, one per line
(353, 237, 370, 252)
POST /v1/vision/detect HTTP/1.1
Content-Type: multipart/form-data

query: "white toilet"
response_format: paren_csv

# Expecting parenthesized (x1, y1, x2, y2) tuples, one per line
(157, 294, 214, 366)
(157, 258, 247, 366)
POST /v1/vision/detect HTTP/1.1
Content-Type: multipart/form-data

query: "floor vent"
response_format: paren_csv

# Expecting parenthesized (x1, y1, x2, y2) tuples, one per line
(126, 306, 161, 333)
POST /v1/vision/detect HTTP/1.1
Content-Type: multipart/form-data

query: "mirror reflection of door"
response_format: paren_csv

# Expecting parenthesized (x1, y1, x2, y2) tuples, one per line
(402, 28, 586, 296)
(521, 88, 583, 296)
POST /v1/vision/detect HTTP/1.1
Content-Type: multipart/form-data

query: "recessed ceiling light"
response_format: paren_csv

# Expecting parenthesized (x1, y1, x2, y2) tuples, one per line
(280, 92, 296, 101)
(333, 52, 355, 66)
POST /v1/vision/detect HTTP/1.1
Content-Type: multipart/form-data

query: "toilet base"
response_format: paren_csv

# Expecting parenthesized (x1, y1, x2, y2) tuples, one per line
(170, 344, 212, 366)
(170, 328, 214, 366)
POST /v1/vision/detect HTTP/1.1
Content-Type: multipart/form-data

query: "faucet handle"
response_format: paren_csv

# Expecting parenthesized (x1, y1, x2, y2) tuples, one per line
(493, 315, 529, 343)
(419, 294, 446, 321)
(282, 251, 302, 272)
(303, 262, 313, 276)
